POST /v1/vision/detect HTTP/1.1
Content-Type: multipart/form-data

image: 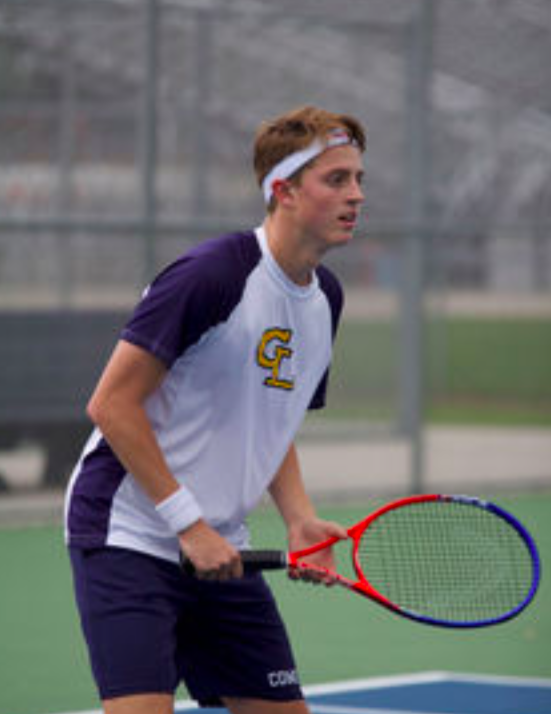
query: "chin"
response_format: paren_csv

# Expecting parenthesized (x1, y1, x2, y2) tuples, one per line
(331, 230, 355, 247)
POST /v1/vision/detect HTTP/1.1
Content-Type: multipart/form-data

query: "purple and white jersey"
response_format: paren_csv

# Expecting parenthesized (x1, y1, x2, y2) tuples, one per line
(65, 227, 343, 563)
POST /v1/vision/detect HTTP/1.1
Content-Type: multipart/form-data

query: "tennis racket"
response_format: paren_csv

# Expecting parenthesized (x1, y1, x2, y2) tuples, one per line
(181, 494, 540, 628)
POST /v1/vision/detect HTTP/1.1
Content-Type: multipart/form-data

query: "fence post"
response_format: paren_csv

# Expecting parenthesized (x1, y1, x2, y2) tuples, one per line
(141, 0, 160, 284)
(401, 0, 435, 493)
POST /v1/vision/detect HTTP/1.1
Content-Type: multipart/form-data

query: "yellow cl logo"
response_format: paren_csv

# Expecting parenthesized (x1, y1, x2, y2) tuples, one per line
(256, 328, 294, 390)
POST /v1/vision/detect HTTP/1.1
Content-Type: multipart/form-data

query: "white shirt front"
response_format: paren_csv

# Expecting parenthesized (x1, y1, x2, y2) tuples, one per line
(65, 227, 343, 562)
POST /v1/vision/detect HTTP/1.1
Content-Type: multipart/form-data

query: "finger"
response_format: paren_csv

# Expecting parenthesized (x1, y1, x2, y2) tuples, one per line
(324, 521, 348, 540)
(223, 557, 243, 580)
(289, 564, 314, 581)
(290, 564, 326, 585)
(198, 554, 244, 581)
(197, 569, 218, 581)
(288, 565, 301, 581)
(322, 571, 339, 587)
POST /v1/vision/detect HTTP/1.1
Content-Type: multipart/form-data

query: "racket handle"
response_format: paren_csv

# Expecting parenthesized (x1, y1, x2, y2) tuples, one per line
(180, 549, 288, 577)
(241, 549, 288, 570)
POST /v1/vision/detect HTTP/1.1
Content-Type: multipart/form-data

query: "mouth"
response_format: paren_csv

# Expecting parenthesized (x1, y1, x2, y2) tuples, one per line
(338, 212, 358, 231)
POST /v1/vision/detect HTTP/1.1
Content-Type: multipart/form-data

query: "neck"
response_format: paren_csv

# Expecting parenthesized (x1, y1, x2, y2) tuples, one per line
(262, 215, 322, 287)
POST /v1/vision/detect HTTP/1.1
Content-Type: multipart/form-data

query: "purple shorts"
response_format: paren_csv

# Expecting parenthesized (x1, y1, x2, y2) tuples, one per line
(69, 546, 303, 706)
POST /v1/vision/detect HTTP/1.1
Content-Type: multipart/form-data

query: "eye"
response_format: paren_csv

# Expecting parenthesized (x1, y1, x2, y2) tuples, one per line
(326, 171, 348, 187)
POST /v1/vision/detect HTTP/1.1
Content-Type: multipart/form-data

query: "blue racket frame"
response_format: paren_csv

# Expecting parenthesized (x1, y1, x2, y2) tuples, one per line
(181, 494, 541, 629)
(393, 495, 541, 628)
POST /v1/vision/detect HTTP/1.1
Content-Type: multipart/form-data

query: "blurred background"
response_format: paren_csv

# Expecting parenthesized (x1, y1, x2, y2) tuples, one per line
(1, 3, 551, 714)
(0, 0, 550, 505)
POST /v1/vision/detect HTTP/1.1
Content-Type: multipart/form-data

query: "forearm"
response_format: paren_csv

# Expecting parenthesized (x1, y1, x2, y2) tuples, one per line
(87, 341, 180, 505)
(269, 443, 347, 570)
(90, 395, 205, 534)
(93, 400, 238, 573)
(268, 443, 316, 530)
(87, 341, 239, 577)
(89, 395, 179, 505)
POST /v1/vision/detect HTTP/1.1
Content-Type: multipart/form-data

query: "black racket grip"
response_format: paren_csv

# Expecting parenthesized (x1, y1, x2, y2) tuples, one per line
(180, 549, 288, 577)
(240, 549, 288, 571)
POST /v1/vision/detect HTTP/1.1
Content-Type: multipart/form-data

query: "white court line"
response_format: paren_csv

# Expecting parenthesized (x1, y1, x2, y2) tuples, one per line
(310, 706, 471, 714)
(56, 670, 551, 714)
(435, 671, 551, 689)
(172, 699, 476, 714)
(304, 670, 449, 696)
(172, 672, 450, 712)
(305, 670, 551, 695)
(57, 673, 442, 714)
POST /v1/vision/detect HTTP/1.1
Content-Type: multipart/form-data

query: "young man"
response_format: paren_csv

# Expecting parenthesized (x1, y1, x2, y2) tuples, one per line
(65, 105, 366, 714)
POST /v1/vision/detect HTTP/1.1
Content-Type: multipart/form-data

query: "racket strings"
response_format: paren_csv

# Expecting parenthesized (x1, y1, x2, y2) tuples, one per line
(356, 501, 534, 623)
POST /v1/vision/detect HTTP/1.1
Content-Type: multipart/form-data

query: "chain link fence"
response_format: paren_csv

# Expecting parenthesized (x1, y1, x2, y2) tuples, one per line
(0, 0, 550, 492)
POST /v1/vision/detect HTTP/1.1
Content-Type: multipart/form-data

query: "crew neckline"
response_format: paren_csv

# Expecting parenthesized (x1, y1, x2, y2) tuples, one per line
(254, 226, 318, 299)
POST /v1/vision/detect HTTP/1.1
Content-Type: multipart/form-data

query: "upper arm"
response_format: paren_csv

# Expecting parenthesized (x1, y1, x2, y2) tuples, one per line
(121, 235, 261, 369)
(88, 340, 167, 420)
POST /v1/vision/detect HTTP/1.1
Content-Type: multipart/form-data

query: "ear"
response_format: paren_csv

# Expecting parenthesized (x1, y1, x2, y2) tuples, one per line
(271, 179, 295, 207)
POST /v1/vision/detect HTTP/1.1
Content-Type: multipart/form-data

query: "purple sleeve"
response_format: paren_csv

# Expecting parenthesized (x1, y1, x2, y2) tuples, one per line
(121, 233, 261, 367)
(308, 266, 344, 410)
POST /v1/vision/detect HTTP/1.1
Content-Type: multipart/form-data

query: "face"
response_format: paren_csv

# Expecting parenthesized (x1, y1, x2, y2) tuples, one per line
(286, 145, 365, 250)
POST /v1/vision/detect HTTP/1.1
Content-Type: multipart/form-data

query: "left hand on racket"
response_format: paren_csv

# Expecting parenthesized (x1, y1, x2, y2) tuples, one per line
(180, 494, 541, 629)
(287, 517, 348, 586)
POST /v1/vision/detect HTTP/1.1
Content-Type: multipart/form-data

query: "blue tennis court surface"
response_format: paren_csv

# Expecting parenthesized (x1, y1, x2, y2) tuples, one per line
(171, 672, 551, 714)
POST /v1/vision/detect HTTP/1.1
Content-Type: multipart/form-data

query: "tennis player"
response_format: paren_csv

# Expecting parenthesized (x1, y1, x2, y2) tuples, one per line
(65, 105, 366, 714)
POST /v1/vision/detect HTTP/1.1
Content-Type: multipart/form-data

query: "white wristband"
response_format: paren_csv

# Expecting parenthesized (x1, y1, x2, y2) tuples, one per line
(155, 486, 203, 535)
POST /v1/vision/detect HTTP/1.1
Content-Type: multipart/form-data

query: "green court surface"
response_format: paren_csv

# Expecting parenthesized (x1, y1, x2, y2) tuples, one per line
(0, 493, 549, 714)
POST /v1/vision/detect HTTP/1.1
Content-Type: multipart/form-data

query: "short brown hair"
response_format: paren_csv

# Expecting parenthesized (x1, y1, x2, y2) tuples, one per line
(253, 105, 366, 189)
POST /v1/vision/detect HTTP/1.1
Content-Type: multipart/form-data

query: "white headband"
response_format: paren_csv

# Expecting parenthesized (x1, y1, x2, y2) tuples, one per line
(262, 129, 356, 204)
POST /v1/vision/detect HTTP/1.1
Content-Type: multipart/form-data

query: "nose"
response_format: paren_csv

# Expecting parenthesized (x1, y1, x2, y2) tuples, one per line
(349, 179, 364, 205)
